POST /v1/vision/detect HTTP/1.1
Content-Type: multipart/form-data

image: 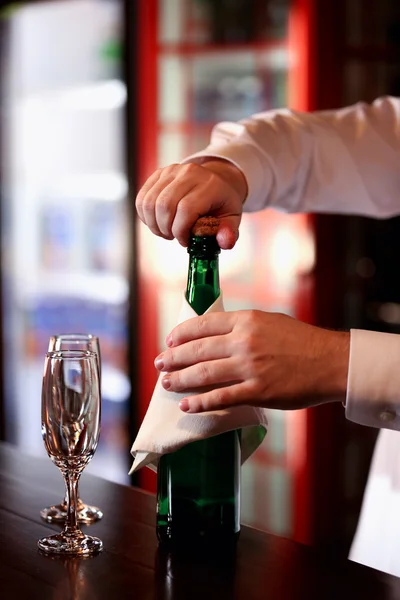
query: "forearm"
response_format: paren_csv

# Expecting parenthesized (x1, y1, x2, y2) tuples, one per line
(185, 96, 400, 219)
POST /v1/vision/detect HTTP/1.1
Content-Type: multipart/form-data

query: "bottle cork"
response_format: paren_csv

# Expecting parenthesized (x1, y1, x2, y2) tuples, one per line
(191, 216, 220, 237)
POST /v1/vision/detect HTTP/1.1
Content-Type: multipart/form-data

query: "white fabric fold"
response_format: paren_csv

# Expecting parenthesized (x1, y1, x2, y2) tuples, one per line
(129, 293, 268, 474)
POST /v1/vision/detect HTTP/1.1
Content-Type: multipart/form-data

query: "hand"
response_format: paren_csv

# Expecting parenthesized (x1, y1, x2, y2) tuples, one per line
(154, 311, 350, 413)
(136, 160, 248, 249)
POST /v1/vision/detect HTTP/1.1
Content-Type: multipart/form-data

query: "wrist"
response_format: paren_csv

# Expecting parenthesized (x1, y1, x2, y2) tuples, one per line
(201, 159, 248, 204)
(322, 330, 350, 403)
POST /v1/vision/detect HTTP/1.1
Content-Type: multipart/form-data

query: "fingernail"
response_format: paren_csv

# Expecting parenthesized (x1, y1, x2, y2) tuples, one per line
(162, 375, 171, 390)
(166, 334, 173, 347)
(154, 356, 164, 370)
(179, 399, 189, 412)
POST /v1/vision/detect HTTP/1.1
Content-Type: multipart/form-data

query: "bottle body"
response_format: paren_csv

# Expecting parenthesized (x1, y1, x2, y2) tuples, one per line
(157, 431, 241, 545)
(156, 233, 241, 547)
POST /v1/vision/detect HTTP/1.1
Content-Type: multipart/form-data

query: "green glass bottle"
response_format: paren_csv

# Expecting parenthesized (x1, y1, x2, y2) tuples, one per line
(156, 221, 241, 547)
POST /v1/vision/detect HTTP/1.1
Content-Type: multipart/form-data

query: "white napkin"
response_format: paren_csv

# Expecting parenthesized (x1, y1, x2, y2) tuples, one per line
(129, 293, 268, 474)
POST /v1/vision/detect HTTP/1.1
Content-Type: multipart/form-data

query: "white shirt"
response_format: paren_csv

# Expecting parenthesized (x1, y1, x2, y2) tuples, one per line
(185, 96, 400, 433)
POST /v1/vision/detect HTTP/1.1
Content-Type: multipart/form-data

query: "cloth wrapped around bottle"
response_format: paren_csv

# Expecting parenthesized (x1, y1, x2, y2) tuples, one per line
(129, 293, 268, 474)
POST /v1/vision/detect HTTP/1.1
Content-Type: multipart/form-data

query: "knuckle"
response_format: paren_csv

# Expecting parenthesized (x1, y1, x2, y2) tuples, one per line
(234, 334, 253, 356)
(245, 309, 260, 325)
(212, 388, 224, 406)
(136, 186, 149, 206)
(176, 198, 198, 218)
(169, 328, 179, 346)
(162, 350, 173, 368)
(171, 228, 189, 243)
(159, 165, 175, 177)
(141, 192, 155, 212)
(135, 190, 144, 205)
(196, 315, 208, 334)
(199, 396, 211, 412)
(198, 362, 210, 384)
(168, 349, 177, 366)
(199, 394, 213, 412)
(241, 311, 261, 336)
(206, 171, 220, 187)
(209, 388, 228, 410)
(171, 372, 181, 390)
(192, 340, 204, 360)
(157, 190, 173, 213)
(153, 167, 164, 177)
(175, 194, 192, 211)
(169, 349, 182, 369)
(181, 162, 198, 176)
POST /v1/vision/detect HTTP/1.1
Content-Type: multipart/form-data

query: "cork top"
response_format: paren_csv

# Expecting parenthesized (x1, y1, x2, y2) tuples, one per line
(191, 216, 220, 237)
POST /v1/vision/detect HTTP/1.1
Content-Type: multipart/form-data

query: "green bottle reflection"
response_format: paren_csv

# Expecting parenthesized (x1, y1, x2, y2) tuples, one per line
(156, 223, 241, 547)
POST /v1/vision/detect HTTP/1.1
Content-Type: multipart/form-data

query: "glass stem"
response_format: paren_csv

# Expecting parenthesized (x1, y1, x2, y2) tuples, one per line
(63, 481, 81, 510)
(64, 470, 81, 534)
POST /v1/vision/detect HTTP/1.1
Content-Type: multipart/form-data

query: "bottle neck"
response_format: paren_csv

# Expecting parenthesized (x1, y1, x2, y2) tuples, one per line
(186, 236, 220, 316)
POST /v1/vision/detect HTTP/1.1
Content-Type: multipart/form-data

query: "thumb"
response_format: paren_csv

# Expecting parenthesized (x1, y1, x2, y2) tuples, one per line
(216, 215, 241, 249)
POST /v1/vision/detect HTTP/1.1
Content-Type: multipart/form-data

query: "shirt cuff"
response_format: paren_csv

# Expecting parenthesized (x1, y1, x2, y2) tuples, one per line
(181, 142, 271, 212)
(346, 329, 400, 430)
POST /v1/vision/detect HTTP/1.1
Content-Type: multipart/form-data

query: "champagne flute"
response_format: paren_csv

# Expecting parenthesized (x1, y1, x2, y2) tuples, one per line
(38, 350, 103, 555)
(40, 334, 103, 524)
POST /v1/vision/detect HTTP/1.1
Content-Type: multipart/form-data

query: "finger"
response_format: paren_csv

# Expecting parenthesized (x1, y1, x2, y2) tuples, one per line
(168, 313, 236, 347)
(141, 173, 179, 238)
(140, 163, 201, 242)
(172, 196, 242, 249)
(178, 381, 255, 413)
(170, 191, 223, 247)
(161, 357, 240, 392)
(155, 335, 230, 372)
(215, 215, 241, 250)
(136, 169, 163, 223)
(155, 178, 198, 239)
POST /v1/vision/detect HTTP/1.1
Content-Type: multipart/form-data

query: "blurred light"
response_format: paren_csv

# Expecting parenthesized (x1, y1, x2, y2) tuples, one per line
(141, 224, 187, 284)
(296, 226, 315, 274)
(22, 80, 127, 111)
(60, 80, 127, 111)
(53, 172, 128, 202)
(220, 219, 254, 278)
(270, 229, 298, 283)
(356, 257, 376, 278)
(269, 226, 314, 280)
(218, 76, 238, 95)
(102, 365, 130, 403)
(378, 303, 400, 325)
(262, 48, 289, 70)
(236, 76, 263, 96)
(23, 273, 129, 305)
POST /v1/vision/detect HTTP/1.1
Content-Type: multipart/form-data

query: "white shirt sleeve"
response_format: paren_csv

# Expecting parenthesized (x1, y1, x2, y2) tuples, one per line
(185, 96, 400, 218)
(347, 330, 400, 430)
(184, 96, 400, 431)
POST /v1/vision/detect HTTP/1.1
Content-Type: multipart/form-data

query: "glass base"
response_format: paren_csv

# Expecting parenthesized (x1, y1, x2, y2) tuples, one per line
(40, 501, 103, 524)
(38, 532, 103, 556)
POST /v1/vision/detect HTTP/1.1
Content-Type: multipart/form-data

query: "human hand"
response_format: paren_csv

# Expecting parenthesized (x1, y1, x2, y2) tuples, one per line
(135, 160, 247, 249)
(154, 311, 350, 413)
